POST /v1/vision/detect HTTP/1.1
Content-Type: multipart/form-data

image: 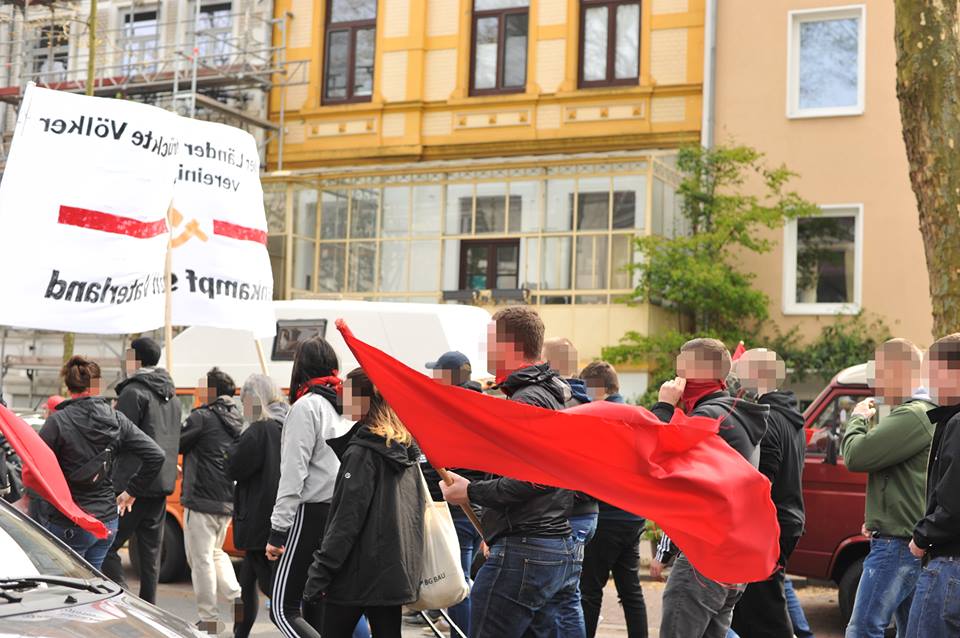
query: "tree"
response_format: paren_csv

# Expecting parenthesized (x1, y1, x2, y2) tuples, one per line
(894, 2, 960, 336)
(632, 144, 819, 335)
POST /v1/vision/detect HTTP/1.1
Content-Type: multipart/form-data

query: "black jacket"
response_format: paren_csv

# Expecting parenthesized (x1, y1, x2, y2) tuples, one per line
(914, 404, 960, 556)
(652, 391, 768, 464)
(227, 417, 283, 550)
(113, 368, 182, 497)
(39, 397, 164, 524)
(757, 391, 806, 542)
(304, 425, 425, 606)
(179, 397, 244, 515)
(470, 365, 574, 544)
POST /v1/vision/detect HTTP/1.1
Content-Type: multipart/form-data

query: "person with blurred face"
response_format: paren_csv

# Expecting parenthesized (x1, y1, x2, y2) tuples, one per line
(905, 335, 960, 638)
(578, 361, 648, 638)
(180, 367, 244, 634)
(423, 351, 484, 638)
(227, 375, 289, 638)
(101, 337, 182, 605)
(441, 307, 577, 638)
(651, 338, 768, 638)
(839, 339, 933, 638)
(729, 349, 806, 638)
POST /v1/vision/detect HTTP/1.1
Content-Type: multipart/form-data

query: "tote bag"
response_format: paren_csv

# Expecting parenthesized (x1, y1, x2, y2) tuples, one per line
(408, 467, 471, 611)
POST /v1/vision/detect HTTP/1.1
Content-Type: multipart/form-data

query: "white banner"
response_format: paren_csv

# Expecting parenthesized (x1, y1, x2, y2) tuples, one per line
(0, 84, 276, 338)
(169, 118, 274, 337)
(0, 85, 180, 333)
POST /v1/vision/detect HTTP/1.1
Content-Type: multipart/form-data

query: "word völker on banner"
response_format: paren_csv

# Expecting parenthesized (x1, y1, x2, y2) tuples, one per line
(38, 114, 178, 158)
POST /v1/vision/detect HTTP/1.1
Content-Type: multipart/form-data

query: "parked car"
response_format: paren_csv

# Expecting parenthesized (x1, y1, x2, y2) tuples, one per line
(0, 496, 203, 636)
(788, 362, 896, 625)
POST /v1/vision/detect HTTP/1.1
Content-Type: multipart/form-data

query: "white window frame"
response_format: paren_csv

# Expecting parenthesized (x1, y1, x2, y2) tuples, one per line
(782, 204, 863, 316)
(786, 5, 866, 119)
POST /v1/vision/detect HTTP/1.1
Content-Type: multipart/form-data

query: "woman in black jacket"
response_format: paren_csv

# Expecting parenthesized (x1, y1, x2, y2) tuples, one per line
(228, 374, 289, 638)
(39, 356, 164, 570)
(304, 368, 425, 638)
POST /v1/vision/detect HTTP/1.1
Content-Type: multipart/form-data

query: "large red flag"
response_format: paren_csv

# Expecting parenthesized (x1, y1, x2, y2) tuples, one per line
(0, 404, 109, 538)
(336, 320, 779, 584)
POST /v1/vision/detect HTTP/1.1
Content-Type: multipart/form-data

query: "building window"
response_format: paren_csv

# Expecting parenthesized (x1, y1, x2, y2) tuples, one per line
(324, 0, 377, 103)
(460, 239, 521, 290)
(579, 0, 640, 88)
(471, 0, 529, 95)
(784, 205, 862, 315)
(120, 8, 160, 75)
(31, 25, 69, 83)
(787, 6, 865, 118)
(192, 1, 233, 66)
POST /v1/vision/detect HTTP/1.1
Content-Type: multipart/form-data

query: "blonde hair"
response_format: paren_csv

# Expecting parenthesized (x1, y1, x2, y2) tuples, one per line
(347, 368, 413, 447)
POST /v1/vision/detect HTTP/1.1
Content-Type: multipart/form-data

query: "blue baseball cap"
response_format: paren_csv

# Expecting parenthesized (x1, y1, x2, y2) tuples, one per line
(426, 351, 472, 373)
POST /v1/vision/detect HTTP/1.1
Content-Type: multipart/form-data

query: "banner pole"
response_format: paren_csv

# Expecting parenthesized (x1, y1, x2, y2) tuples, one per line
(164, 208, 174, 373)
(435, 466, 484, 537)
(254, 338, 269, 376)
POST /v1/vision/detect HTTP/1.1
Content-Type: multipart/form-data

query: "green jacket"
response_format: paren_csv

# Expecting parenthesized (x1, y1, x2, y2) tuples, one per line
(841, 399, 935, 538)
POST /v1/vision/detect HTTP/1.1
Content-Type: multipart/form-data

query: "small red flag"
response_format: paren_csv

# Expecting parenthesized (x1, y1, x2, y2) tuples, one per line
(0, 404, 109, 538)
(732, 341, 747, 361)
(335, 320, 779, 584)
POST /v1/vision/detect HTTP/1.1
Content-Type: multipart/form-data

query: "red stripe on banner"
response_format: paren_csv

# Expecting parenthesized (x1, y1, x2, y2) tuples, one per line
(213, 219, 267, 245)
(58, 205, 167, 239)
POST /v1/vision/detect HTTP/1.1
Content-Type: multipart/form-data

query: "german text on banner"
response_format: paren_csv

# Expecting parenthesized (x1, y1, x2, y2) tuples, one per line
(169, 118, 274, 337)
(0, 84, 181, 334)
(336, 320, 781, 585)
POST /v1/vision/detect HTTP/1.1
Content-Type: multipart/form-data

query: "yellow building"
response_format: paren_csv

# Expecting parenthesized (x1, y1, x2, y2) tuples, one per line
(263, 0, 707, 393)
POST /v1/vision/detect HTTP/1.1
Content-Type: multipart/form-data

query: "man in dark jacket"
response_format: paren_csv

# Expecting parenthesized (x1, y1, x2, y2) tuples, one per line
(729, 348, 806, 638)
(906, 334, 960, 638)
(101, 337, 182, 604)
(441, 306, 578, 638)
(650, 338, 768, 638)
(180, 367, 243, 635)
(578, 361, 648, 638)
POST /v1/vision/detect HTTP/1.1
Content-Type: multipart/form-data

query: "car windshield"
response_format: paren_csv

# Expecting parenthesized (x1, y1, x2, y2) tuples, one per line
(0, 503, 98, 581)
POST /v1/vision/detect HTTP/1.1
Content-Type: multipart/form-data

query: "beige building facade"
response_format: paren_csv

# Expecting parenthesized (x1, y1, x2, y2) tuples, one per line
(713, 1, 933, 347)
(264, 0, 708, 390)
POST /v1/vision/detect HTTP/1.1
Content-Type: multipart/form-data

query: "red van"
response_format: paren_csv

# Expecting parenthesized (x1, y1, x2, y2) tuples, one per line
(787, 363, 880, 624)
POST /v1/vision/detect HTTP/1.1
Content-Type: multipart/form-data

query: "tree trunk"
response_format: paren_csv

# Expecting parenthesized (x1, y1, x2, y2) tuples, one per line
(894, 1, 960, 337)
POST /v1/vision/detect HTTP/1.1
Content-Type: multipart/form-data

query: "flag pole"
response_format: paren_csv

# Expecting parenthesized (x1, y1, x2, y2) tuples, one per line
(254, 338, 269, 376)
(435, 466, 484, 537)
(164, 206, 174, 372)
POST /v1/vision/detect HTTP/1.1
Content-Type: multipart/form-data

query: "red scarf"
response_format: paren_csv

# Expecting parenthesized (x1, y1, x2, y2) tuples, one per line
(681, 379, 726, 414)
(494, 362, 545, 388)
(295, 373, 343, 401)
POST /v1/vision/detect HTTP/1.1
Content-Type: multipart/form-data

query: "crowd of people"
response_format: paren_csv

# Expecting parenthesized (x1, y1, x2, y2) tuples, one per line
(10, 305, 960, 638)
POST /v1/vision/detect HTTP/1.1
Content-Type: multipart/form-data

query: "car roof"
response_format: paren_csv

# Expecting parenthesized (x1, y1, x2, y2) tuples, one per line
(835, 363, 868, 386)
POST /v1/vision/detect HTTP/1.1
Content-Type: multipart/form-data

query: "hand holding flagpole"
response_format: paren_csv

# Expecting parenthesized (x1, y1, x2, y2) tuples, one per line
(434, 466, 484, 537)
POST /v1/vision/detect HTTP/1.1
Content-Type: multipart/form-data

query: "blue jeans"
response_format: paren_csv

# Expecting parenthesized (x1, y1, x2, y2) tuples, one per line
(449, 512, 481, 637)
(785, 577, 815, 638)
(471, 536, 579, 638)
(904, 556, 960, 638)
(550, 514, 596, 638)
(352, 616, 370, 638)
(847, 537, 921, 638)
(45, 517, 119, 571)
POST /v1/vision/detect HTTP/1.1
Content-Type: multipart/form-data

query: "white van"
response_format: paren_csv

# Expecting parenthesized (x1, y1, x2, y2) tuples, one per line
(166, 299, 493, 394)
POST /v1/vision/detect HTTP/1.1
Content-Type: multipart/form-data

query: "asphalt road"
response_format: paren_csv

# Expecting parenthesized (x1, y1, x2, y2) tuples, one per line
(120, 552, 846, 637)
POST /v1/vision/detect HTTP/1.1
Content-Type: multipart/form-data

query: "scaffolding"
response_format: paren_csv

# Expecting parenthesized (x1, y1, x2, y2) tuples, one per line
(0, 0, 307, 170)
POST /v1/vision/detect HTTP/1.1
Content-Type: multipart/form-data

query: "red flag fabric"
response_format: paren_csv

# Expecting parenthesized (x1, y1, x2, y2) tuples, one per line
(336, 320, 779, 584)
(732, 341, 747, 361)
(0, 404, 109, 539)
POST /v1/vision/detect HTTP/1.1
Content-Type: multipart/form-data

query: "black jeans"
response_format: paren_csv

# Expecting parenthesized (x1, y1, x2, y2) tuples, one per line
(730, 534, 800, 638)
(101, 495, 167, 604)
(234, 550, 274, 638)
(322, 603, 400, 638)
(579, 520, 648, 638)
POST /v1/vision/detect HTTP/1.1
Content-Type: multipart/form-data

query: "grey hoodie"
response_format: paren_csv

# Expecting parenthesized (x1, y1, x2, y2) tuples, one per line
(269, 392, 354, 545)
